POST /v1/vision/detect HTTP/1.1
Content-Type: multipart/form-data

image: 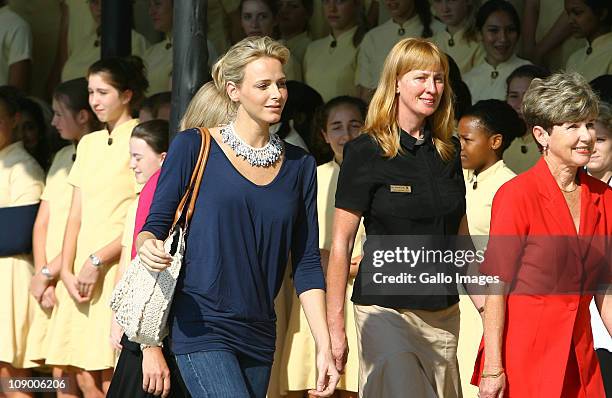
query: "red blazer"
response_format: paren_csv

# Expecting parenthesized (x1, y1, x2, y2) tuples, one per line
(472, 158, 611, 397)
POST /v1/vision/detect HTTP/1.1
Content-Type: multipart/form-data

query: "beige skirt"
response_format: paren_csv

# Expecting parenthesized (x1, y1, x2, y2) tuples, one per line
(354, 303, 462, 398)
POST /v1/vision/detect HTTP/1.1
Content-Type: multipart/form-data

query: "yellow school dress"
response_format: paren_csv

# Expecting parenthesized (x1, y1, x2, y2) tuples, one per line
(566, 32, 612, 83)
(25, 145, 75, 364)
(61, 30, 149, 82)
(534, 0, 582, 71)
(431, 27, 485, 75)
(463, 55, 530, 104)
(0, 141, 44, 369)
(143, 35, 219, 95)
(503, 133, 541, 174)
(357, 16, 444, 89)
(303, 26, 359, 102)
(45, 119, 138, 371)
(280, 160, 364, 393)
(285, 32, 311, 66)
(460, 160, 515, 398)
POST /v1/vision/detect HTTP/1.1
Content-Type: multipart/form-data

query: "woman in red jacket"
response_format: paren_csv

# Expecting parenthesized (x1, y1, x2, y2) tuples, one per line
(473, 72, 612, 398)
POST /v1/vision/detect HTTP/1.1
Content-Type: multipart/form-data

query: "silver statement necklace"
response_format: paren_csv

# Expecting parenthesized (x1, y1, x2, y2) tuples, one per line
(220, 122, 283, 167)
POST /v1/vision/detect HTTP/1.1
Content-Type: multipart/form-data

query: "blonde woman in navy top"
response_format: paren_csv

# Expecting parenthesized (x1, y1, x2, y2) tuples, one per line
(137, 36, 339, 398)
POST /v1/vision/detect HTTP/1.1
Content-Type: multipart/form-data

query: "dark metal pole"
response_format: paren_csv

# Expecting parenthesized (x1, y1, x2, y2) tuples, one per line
(170, 0, 209, 139)
(101, 0, 132, 58)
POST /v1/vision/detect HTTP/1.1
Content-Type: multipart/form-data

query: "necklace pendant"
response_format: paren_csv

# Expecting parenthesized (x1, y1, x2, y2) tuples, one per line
(398, 27, 405, 36)
(521, 145, 527, 154)
(72, 153, 76, 161)
(107, 137, 113, 146)
(491, 70, 499, 79)
(472, 180, 477, 190)
(586, 46, 592, 55)
(448, 37, 454, 47)
(94, 39, 100, 47)
(165, 42, 172, 50)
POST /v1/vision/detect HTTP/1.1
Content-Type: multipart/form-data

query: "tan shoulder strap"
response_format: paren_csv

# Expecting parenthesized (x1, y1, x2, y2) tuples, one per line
(171, 128, 212, 228)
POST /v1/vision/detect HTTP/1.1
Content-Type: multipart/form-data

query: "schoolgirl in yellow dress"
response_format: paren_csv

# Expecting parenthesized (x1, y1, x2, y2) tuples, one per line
(0, 88, 45, 391)
(463, 0, 530, 103)
(281, 96, 367, 398)
(44, 57, 147, 397)
(26, 78, 100, 395)
(430, 0, 485, 75)
(565, 0, 612, 82)
(457, 100, 521, 398)
(303, 0, 367, 102)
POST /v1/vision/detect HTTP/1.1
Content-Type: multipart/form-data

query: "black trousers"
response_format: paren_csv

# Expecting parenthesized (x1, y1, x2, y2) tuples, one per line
(597, 349, 612, 398)
(107, 335, 190, 398)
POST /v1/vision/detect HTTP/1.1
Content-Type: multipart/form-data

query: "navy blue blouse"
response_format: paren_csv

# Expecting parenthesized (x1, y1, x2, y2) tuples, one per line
(142, 129, 325, 363)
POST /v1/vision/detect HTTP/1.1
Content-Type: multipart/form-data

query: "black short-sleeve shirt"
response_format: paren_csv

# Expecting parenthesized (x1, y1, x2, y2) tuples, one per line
(336, 129, 466, 310)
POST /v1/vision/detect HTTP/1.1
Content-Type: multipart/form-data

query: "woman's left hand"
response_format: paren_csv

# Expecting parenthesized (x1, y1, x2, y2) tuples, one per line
(76, 258, 101, 300)
(308, 348, 340, 397)
(142, 347, 171, 397)
(479, 372, 506, 398)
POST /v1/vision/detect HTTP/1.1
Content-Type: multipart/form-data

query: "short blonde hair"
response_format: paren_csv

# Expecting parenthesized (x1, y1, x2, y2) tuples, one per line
(179, 82, 234, 130)
(522, 72, 599, 132)
(364, 38, 455, 161)
(211, 36, 289, 108)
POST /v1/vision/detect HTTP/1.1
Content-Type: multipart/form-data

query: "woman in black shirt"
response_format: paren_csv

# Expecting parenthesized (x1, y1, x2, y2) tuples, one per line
(326, 38, 466, 397)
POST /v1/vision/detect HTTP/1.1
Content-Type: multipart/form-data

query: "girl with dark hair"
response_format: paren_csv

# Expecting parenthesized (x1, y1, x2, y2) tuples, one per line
(503, 64, 550, 174)
(0, 87, 45, 398)
(303, 0, 366, 102)
(278, 0, 313, 64)
(44, 56, 148, 397)
(17, 97, 51, 171)
(282, 96, 366, 398)
(27, 78, 99, 398)
(463, 0, 530, 103)
(356, 0, 443, 101)
(456, 99, 521, 398)
(565, 0, 612, 82)
(431, 0, 485, 75)
(240, 0, 303, 81)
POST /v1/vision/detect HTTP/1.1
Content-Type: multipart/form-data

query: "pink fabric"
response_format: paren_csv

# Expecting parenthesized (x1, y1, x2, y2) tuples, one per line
(131, 169, 161, 259)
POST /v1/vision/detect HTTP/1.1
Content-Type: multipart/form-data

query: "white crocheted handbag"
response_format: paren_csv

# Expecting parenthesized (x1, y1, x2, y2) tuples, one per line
(110, 128, 211, 346)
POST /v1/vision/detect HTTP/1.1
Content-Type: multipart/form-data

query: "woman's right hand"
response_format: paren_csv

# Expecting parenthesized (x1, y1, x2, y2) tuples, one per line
(479, 371, 506, 398)
(328, 321, 348, 373)
(142, 347, 171, 397)
(138, 239, 172, 271)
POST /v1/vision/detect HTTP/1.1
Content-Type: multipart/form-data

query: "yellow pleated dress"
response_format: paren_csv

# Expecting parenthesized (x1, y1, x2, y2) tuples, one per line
(24, 145, 75, 364)
(303, 26, 360, 102)
(45, 119, 138, 371)
(0, 141, 45, 369)
(280, 160, 364, 393)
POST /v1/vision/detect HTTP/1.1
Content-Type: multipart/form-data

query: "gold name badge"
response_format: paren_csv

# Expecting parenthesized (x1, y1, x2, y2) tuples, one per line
(390, 185, 411, 193)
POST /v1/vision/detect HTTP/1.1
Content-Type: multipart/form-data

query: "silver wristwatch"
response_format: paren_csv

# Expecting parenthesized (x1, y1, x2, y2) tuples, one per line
(41, 265, 54, 280)
(89, 254, 102, 267)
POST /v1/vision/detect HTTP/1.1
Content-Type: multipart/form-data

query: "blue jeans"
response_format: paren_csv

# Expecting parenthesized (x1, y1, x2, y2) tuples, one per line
(175, 350, 271, 398)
